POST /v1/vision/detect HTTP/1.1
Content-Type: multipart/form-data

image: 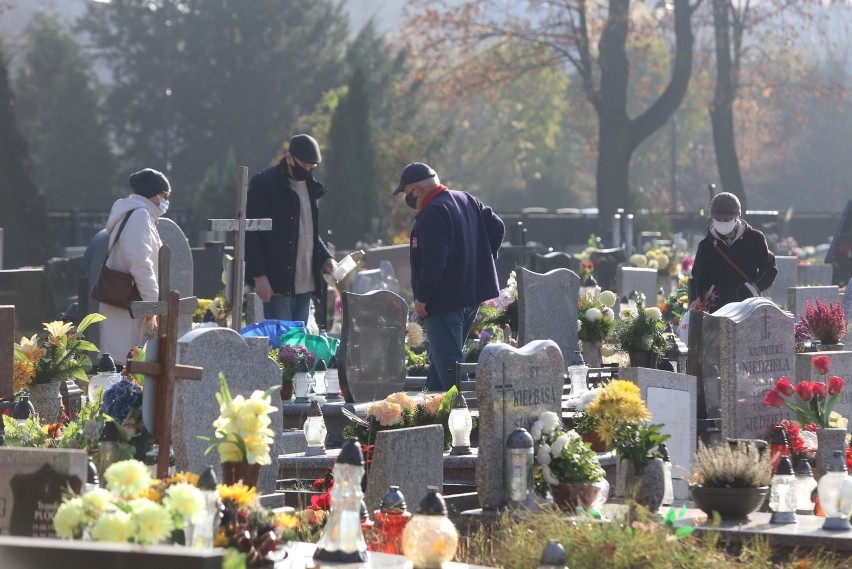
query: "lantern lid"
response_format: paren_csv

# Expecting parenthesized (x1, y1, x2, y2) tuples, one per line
(99, 421, 121, 442)
(308, 399, 324, 418)
(505, 427, 534, 449)
(12, 396, 34, 420)
(198, 465, 219, 490)
(539, 539, 567, 566)
(775, 455, 794, 476)
(314, 359, 327, 372)
(417, 486, 447, 516)
(337, 438, 364, 465)
(795, 460, 813, 477)
(451, 392, 468, 410)
(583, 276, 598, 287)
(658, 443, 670, 462)
(827, 450, 848, 473)
(770, 426, 788, 445)
(98, 353, 117, 372)
(380, 485, 407, 513)
(570, 351, 585, 366)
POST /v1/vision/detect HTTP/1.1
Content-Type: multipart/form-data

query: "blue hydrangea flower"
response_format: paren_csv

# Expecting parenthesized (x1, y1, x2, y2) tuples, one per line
(103, 379, 143, 422)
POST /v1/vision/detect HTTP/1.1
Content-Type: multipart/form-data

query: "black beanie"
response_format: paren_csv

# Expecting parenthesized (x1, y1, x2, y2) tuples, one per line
(129, 168, 170, 198)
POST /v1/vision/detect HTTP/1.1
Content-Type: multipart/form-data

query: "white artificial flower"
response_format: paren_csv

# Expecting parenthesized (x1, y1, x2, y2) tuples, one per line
(550, 435, 569, 457)
(647, 259, 659, 270)
(630, 254, 648, 267)
(540, 411, 560, 435)
(541, 464, 560, 486)
(585, 307, 602, 321)
(577, 389, 600, 410)
(577, 319, 583, 332)
(598, 290, 617, 307)
(603, 307, 615, 320)
(530, 420, 543, 441)
(645, 307, 663, 321)
(565, 429, 581, 442)
(620, 307, 637, 318)
(536, 444, 552, 466)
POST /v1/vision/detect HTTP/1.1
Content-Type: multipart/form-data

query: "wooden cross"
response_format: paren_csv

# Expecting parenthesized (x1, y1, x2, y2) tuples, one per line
(208, 166, 272, 331)
(125, 245, 203, 479)
(0, 305, 14, 401)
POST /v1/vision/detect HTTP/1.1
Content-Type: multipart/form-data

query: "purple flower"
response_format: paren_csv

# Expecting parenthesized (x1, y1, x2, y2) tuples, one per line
(103, 379, 142, 422)
(794, 320, 810, 344)
(479, 329, 492, 343)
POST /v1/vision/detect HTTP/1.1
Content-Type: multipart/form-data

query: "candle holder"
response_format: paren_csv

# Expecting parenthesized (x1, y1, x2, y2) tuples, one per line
(372, 485, 411, 555)
(769, 455, 797, 524)
(448, 393, 472, 455)
(817, 450, 852, 530)
(325, 356, 341, 401)
(505, 428, 536, 509)
(303, 399, 327, 456)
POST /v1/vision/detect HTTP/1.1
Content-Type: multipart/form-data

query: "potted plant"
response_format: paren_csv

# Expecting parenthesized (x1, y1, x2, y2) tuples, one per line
(578, 290, 617, 367)
(530, 411, 607, 512)
(689, 441, 772, 521)
(613, 295, 667, 368)
(273, 344, 316, 401)
(801, 299, 846, 349)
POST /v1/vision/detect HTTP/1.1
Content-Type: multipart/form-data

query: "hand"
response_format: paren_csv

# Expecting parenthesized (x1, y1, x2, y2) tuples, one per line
(414, 299, 428, 318)
(254, 275, 273, 303)
(322, 258, 337, 274)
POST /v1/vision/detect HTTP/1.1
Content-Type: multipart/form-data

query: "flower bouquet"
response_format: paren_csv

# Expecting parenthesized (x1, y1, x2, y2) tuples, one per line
(801, 299, 846, 346)
(530, 411, 606, 510)
(762, 355, 844, 428)
(273, 345, 317, 392)
(478, 271, 518, 332)
(614, 296, 667, 364)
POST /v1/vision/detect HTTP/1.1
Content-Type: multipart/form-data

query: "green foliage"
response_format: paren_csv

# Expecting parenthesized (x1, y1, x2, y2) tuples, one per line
(691, 442, 772, 489)
(614, 296, 667, 356)
(404, 345, 429, 377)
(611, 423, 670, 473)
(577, 292, 616, 343)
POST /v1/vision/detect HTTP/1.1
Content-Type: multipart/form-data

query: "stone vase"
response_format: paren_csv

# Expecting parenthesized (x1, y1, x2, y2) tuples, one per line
(581, 340, 603, 368)
(816, 428, 848, 475)
(550, 482, 601, 512)
(628, 351, 659, 369)
(222, 461, 261, 488)
(28, 381, 64, 422)
(615, 457, 665, 511)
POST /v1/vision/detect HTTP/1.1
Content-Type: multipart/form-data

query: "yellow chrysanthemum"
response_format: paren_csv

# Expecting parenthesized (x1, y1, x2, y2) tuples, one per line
(595, 419, 617, 447)
(82, 488, 114, 514)
(218, 483, 257, 507)
(164, 482, 205, 522)
(586, 380, 650, 423)
(13, 359, 35, 392)
(90, 510, 133, 542)
(274, 512, 299, 530)
(53, 498, 86, 539)
(104, 459, 152, 497)
(169, 472, 200, 487)
(129, 499, 174, 544)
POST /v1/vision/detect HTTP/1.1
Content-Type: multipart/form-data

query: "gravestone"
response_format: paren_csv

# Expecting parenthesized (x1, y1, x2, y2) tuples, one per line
(618, 368, 697, 501)
(618, 267, 658, 308)
(475, 340, 564, 509)
(0, 448, 87, 537)
(788, 286, 841, 320)
(360, 244, 411, 299)
(517, 268, 580, 369)
(363, 425, 444, 512)
(494, 245, 528, 292)
(843, 278, 852, 342)
(337, 290, 408, 403)
(797, 264, 833, 286)
(192, 241, 226, 301)
(351, 261, 400, 295)
(157, 218, 195, 337)
(768, 256, 797, 309)
(589, 248, 626, 292)
(530, 251, 579, 274)
(0, 306, 12, 400)
(688, 298, 795, 441)
(0, 269, 54, 339)
(176, 327, 283, 495)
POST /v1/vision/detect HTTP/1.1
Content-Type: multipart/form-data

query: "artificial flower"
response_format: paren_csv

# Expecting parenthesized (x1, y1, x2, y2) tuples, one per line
(763, 389, 785, 408)
(829, 376, 845, 396)
(53, 498, 87, 539)
(424, 394, 443, 416)
(90, 510, 134, 543)
(82, 488, 114, 513)
(385, 392, 417, 413)
(794, 381, 814, 402)
(129, 498, 174, 544)
(164, 482, 205, 523)
(406, 322, 425, 348)
(18, 334, 46, 361)
(812, 382, 827, 399)
(550, 434, 569, 457)
(43, 320, 74, 342)
(530, 420, 543, 440)
(218, 483, 257, 507)
(540, 411, 561, 435)
(644, 307, 662, 321)
(104, 459, 152, 497)
(813, 355, 831, 376)
(599, 290, 617, 307)
(775, 377, 794, 397)
(585, 308, 602, 321)
(829, 411, 849, 430)
(536, 444, 552, 466)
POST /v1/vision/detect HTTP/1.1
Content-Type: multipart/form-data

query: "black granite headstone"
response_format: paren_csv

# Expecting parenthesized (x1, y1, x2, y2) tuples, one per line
(10, 464, 82, 537)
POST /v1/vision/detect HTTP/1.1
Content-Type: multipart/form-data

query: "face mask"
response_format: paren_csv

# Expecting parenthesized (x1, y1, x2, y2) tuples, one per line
(713, 219, 737, 235)
(289, 160, 310, 181)
(157, 199, 170, 216)
(405, 191, 418, 210)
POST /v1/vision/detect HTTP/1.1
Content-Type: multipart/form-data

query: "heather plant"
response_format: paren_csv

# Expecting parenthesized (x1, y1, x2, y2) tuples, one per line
(690, 442, 772, 489)
(801, 299, 846, 345)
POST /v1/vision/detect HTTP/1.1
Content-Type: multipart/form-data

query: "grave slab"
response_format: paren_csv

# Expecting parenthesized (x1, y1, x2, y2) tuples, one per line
(768, 256, 797, 309)
(517, 267, 580, 370)
(797, 263, 833, 286)
(618, 267, 658, 308)
(787, 285, 841, 321)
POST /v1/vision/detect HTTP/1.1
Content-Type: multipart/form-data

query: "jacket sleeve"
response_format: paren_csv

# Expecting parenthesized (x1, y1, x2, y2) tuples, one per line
(414, 209, 451, 304)
(123, 211, 159, 302)
(752, 232, 778, 292)
(690, 238, 712, 302)
(480, 201, 505, 258)
(244, 175, 268, 280)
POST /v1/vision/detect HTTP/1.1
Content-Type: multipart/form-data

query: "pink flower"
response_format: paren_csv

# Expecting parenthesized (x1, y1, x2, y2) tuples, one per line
(812, 382, 827, 399)
(828, 376, 845, 396)
(763, 389, 785, 408)
(794, 381, 814, 402)
(775, 377, 794, 397)
(812, 355, 831, 376)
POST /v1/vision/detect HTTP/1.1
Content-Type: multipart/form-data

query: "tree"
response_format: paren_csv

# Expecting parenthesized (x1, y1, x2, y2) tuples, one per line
(188, 148, 238, 246)
(0, 42, 54, 268)
(407, 0, 701, 227)
(15, 12, 116, 211)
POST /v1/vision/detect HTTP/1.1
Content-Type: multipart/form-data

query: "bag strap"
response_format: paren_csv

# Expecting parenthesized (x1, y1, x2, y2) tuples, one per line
(712, 239, 751, 283)
(103, 210, 136, 264)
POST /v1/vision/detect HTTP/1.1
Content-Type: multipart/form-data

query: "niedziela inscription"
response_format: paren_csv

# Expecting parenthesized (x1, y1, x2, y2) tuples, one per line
(741, 343, 791, 376)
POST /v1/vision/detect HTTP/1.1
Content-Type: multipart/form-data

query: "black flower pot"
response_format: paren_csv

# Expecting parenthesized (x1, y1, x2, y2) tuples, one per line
(689, 485, 769, 521)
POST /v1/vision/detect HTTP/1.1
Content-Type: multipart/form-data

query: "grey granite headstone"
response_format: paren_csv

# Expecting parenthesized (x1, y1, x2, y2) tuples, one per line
(80, 231, 110, 346)
(338, 290, 407, 403)
(517, 268, 580, 369)
(788, 286, 841, 320)
(175, 327, 282, 495)
(797, 263, 833, 286)
(692, 298, 795, 441)
(157, 218, 194, 337)
(530, 251, 579, 274)
(843, 278, 852, 342)
(768, 256, 797, 309)
(363, 425, 444, 512)
(618, 368, 697, 501)
(0, 448, 87, 537)
(351, 261, 400, 295)
(475, 340, 564, 509)
(618, 267, 658, 308)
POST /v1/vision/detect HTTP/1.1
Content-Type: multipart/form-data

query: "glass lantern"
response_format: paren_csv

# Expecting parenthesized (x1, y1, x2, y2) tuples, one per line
(769, 455, 797, 524)
(580, 276, 600, 300)
(293, 360, 310, 403)
(448, 393, 472, 455)
(313, 359, 328, 396)
(325, 356, 341, 401)
(372, 486, 411, 555)
(303, 399, 328, 456)
(505, 428, 535, 509)
(192, 465, 223, 549)
(402, 487, 458, 568)
(769, 426, 789, 473)
(567, 351, 588, 396)
(97, 421, 121, 486)
(538, 539, 567, 569)
(817, 450, 852, 530)
(794, 460, 817, 515)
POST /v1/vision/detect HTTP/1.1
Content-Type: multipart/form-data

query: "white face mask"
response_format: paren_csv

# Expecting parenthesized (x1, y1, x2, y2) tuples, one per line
(157, 199, 170, 216)
(713, 219, 737, 235)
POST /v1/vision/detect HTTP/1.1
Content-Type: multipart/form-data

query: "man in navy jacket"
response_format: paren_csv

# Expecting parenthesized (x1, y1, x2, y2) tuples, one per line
(393, 162, 505, 390)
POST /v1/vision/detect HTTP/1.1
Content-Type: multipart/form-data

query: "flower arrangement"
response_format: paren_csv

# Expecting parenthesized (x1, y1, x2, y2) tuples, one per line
(613, 296, 667, 357)
(578, 290, 617, 344)
(405, 321, 430, 376)
(794, 320, 810, 354)
(762, 355, 845, 429)
(479, 271, 518, 332)
(662, 279, 690, 326)
(13, 313, 104, 390)
(201, 373, 277, 466)
(778, 419, 818, 466)
(584, 380, 669, 471)
(530, 411, 605, 497)
(689, 441, 772, 488)
(463, 326, 505, 364)
(801, 299, 847, 345)
(273, 345, 317, 387)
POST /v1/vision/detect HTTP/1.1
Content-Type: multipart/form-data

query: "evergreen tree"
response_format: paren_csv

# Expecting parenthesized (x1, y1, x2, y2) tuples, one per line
(0, 42, 54, 268)
(189, 148, 238, 246)
(15, 13, 116, 211)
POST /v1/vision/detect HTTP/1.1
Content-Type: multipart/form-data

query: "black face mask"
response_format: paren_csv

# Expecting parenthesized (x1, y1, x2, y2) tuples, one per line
(405, 191, 418, 210)
(289, 160, 310, 181)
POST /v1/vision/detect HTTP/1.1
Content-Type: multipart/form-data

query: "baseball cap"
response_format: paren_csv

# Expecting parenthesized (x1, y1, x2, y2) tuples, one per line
(392, 162, 436, 196)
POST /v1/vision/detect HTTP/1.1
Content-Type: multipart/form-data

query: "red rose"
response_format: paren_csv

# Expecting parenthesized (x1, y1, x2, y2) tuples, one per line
(829, 375, 845, 396)
(813, 355, 831, 376)
(775, 377, 794, 397)
(794, 381, 814, 402)
(763, 389, 785, 408)
(812, 382, 827, 399)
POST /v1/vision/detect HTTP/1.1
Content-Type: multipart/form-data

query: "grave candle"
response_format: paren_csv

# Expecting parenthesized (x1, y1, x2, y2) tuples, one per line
(303, 399, 327, 456)
(538, 539, 567, 569)
(325, 356, 341, 401)
(794, 460, 817, 515)
(817, 451, 852, 530)
(97, 422, 121, 486)
(312, 359, 327, 395)
(505, 427, 535, 509)
(294, 360, 310, 403)
(448, 393, 472, 455)
(567, 351, 588, 396)
(769, 455, 797, 524)
(402, 487, 458, 568)
(372, 485, 411, 555)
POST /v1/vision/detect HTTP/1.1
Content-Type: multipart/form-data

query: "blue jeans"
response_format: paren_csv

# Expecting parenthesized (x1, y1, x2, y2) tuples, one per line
(263, 293, 312, 324)
(424, 305, 479, 391)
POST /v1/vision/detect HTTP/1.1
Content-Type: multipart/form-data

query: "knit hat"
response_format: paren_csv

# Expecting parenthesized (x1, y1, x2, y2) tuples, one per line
(288, 134, 322, 164)
(129, 168, 170, 199)
(392, 162, 437, 196)
(710, 192, 741, 219)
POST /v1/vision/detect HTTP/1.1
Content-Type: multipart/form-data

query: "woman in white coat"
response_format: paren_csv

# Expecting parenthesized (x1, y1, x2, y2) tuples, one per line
(99, 168, 171, 365)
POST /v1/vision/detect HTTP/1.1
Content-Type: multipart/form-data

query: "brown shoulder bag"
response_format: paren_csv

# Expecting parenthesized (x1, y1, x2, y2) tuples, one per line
(90, 210, 143, 308)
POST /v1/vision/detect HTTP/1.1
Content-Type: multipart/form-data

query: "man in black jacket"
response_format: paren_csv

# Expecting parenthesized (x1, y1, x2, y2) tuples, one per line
(692, 192, 777, 312)
(245, 134, 336, 323)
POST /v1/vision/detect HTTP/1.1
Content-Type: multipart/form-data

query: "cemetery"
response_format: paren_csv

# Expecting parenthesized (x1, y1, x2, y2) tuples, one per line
(2, 1, 852, 567)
